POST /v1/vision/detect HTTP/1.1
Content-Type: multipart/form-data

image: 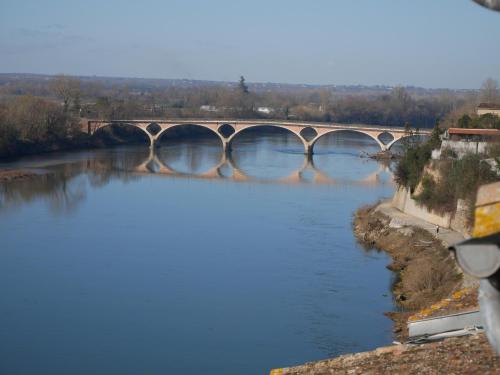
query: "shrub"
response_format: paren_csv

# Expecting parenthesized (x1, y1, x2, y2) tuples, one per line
(414, 154, 499, 221)
(394, 141, 434, 192)
(0, 96, 80, 157)
(456, 113, 500, 130)
(440, 147, 457, 159)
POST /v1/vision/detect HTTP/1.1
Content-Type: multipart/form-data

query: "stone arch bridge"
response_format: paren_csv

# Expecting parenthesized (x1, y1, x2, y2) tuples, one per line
(84, 119, 429, 154)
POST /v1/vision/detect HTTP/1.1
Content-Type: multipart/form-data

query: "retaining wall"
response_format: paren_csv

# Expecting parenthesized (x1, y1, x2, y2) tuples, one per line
(392, 187, 452, 228)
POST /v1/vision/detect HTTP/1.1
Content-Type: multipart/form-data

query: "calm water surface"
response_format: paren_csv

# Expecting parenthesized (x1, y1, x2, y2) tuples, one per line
(0, 131, 396, 374)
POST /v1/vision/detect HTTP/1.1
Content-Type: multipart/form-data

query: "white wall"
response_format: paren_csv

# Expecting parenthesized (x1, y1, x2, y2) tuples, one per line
(440, 140, 488, 157)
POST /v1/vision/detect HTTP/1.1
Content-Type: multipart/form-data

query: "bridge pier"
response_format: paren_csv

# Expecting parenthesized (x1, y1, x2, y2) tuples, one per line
(223, 141, 232, 155)
(304, 151, 313, 164)
(149, 137, 160, 149)
(304, 144, 314, 156)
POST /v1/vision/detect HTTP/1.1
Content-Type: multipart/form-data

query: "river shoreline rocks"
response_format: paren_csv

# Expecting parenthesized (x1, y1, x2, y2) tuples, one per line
(353, 200, 474, 340)
(272, 333, 500, 375)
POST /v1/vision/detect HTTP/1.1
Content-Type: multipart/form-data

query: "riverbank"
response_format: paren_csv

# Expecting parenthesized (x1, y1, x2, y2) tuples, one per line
(0, 169, 38, 182)
(0, 133, 94, 160)
(353, 200, 477, 339)
(269, 200, 489, 374)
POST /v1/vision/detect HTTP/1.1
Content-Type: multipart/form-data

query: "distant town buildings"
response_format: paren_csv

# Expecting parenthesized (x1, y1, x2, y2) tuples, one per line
(433, 128, 500, 159)
(256, 107, 274, 115)
(200, 105, 218, 112)
(477, 103, 500, 116)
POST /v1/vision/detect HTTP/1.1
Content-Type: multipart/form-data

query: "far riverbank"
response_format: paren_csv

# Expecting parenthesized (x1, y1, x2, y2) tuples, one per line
(0, 169, 39, 182)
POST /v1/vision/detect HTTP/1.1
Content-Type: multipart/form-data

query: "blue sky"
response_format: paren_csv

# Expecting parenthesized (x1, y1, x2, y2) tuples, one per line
(0, 0, 499, 88)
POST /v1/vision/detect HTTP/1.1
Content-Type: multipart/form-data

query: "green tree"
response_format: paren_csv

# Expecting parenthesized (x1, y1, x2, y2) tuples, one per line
(402, 122, 414, 150)
(238, 76, 249, 94)
(428, 122, 442, 149)
(457, 115, 472, 128)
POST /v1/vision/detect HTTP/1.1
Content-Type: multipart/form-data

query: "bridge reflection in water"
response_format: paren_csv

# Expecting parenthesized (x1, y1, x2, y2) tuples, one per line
(131, 148, 392, 187)
(0, 143, 393, 214)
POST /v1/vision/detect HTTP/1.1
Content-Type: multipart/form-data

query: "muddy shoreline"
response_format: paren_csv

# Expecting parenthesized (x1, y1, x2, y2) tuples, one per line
(0, 169, 39, 182)
(353, 202, 465, 340)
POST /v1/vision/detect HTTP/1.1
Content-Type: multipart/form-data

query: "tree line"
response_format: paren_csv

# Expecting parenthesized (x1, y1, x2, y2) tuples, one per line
(3, 75, 496, 127)
(0, 75, 498, 158)
(0, 95, 82, 158)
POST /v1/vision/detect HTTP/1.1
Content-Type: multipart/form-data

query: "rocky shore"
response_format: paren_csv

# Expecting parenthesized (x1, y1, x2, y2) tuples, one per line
(273, 333, 500, 375)
(352, 201, 474, 340)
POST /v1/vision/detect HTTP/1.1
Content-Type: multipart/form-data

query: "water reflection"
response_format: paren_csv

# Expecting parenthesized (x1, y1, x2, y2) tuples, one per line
(139, 148, 392, 186)
(0, 142, 393, 214)
(0, 171, 87, 214)
(0, 135, 396, 375)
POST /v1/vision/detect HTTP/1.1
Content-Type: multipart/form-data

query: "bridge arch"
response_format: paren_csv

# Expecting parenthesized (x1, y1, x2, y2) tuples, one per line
(92, 122, 152, 146)
(218, 123, 236, 138)
(310, 128, 385, 153)
(155, 123, 226, 150)
(227, 124, 309, 153)
(386, 133, 428, 151)
(300, 127, 318, 142)
(377, 131, 394, 146)
(146, 122, 162, 136)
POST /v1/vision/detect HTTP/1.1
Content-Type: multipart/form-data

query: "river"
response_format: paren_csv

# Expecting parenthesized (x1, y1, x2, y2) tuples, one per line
(0, 130, 396, 374)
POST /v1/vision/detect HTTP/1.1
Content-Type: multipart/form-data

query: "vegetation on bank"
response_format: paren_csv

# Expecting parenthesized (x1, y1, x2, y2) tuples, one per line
(394, 123, 441, 191)
(0, 95, 87, 158)
(415, 155, 498, 215)
(457, 113, 500, 130)
(394, 116, 499, 222)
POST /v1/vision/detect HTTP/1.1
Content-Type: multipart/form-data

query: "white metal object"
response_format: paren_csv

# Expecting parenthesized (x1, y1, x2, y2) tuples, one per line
(473, 0, 500, 11)
(408, 310, 483, 339)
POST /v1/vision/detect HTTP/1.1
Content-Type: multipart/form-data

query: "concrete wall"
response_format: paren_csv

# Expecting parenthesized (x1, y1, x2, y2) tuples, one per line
(450, 199, 471, 238)
(440, 140, 488, 157)
(477, 108, 500, 116)
(392, 187, 452, 228)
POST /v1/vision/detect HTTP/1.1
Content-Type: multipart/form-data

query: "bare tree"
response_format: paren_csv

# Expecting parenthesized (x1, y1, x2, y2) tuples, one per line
(480, 78, 499, 103)
(50, 75, 81, 112)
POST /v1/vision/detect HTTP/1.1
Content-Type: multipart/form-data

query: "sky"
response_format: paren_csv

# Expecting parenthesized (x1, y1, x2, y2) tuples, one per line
(0, 0, 499, 89)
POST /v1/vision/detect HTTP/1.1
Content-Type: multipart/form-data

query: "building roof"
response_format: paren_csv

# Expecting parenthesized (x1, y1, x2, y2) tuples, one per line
(478, 103, 500, 109)
(448, 128, 500, 136)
